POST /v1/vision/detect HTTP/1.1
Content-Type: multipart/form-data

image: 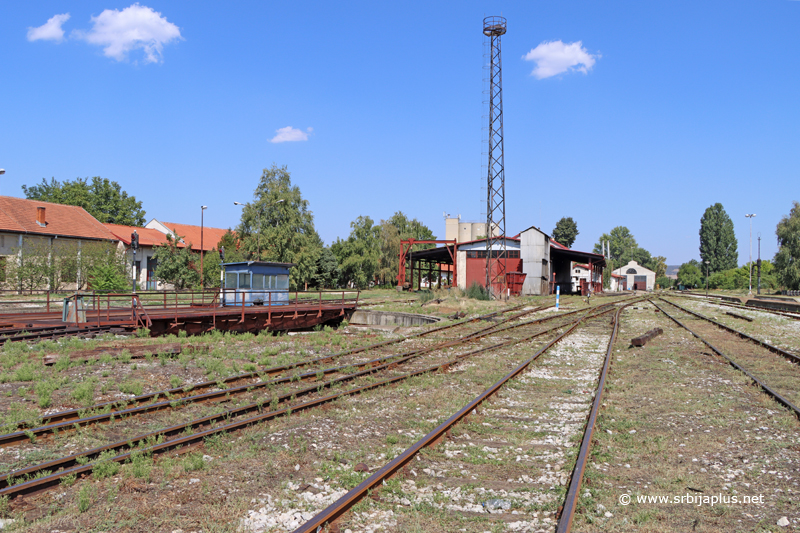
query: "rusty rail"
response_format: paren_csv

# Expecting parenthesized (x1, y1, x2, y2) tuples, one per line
(659, 298, 800, 365)
(0, 303, 603, 498)
(652, 300, 800, 418)
(5, 302, 545, 438)
(725, 310, 753, 322)
(293, 306, 625, 533)
(0, 304, 563, 447)
(671, 292, 800, 320)
(557, 304, 631, 532)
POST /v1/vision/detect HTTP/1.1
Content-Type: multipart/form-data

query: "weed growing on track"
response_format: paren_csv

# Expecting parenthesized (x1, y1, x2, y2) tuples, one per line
(71, 379, 97, 406)
(77, 484, 93, 512)
(92, 450, 120, 479)
(182, 452, 206, 472)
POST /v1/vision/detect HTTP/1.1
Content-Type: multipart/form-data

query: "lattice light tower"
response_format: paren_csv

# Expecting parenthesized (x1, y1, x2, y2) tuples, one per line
(483, 16, 507, 297)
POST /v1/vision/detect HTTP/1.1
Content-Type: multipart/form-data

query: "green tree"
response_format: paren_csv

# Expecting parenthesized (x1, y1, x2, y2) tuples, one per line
(152, 234, 200, 289)
(699, 203, 738, 273)
(774, 201, 800, 290)
(377, 211, 436, 287)
(656, 276, 674, 289)
(386, 212, 436, 242)
(204, 231, 245, 289)
(6, 238, 124, 292)
(593, 226, 639, 265)
(332, 216, 382, 289)
(88, 263, 130, 293)
(677, 262, 702, 288)
(552, 217, 579, 248)
(78, 241, 129, 290)
(236, 165, 321, 290)
(314, 247, 341, 289)
(651, 256, 668, 279)
(22, 177, 146, 226)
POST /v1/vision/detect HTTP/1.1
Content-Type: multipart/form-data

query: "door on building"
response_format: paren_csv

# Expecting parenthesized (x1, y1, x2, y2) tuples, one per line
(633, 275, 647, 290)
(147, 257, 158, 290)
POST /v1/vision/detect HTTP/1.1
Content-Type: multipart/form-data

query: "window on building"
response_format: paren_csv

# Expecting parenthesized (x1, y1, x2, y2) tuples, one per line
(226, 272, 238, 288)
(626, 268, 637, 274)
(466, 249, 519, 259)
(239, 273, 251, 289)
(277, 275, 289, 289)
(252, 273, 265, 289)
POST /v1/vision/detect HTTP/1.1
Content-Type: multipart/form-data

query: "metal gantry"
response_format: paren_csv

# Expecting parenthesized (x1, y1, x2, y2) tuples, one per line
(483, 16, 507, 297)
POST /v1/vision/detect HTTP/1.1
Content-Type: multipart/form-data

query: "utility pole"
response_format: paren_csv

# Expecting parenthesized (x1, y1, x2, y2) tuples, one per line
(745, 213, 756, 296)
(200, 206, 208, 288)
(220, 246, 226, 306)
(131, 230, 139, 292)
(757, 233, 762, 295)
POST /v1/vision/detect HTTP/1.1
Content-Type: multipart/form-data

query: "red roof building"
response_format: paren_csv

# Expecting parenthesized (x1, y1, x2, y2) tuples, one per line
(105, 224, 183, 248)
(145, 219, 229, 252)
(0, 196, 117, 241)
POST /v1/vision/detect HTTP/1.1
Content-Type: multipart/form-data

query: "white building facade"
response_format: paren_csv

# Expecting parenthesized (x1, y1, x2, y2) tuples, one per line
(612, 261, 655, 291)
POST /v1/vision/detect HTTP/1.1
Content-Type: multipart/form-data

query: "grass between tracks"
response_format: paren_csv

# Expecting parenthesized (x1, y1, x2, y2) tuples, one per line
(573, 300, 800, 532)
(0, 291, 586, 531)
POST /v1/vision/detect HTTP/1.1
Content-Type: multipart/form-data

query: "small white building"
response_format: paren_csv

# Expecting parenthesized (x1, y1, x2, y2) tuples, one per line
(571, 263, 590, 293)
(613, 260, 655, 291)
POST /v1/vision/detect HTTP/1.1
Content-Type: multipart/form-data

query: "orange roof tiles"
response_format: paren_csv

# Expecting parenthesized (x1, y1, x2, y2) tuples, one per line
(105, 224, 184, 248)
(0, 196, 117, 241)
(160, 221, 230, 252)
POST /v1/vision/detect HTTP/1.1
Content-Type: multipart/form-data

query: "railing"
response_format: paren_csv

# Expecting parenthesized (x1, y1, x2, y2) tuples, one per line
(132, 294, 152, 329)
(0, 288, 360, 330)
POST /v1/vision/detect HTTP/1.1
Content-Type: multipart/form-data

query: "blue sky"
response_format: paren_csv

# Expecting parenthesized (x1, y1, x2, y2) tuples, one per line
(1, 1, 797, 265)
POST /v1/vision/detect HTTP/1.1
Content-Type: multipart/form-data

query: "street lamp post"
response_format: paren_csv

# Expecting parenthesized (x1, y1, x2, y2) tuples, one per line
(745, 214, 756, 296)
(200, 206, 208, 288)
(234, 199, 284, 260)
(705, 260, 710, 297)
(757, 233, 762, 295)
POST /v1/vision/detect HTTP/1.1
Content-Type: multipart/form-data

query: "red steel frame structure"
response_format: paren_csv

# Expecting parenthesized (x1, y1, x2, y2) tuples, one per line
(397, 239, 457, 291)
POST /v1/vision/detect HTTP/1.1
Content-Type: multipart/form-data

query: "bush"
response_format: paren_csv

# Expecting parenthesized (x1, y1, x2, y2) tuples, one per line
(466, 282, 490, 301)
(92, 450, 121, 479)
(655, 276, 673, 289)
(88, 263, 130, 293)
(417, 290, 435, 304)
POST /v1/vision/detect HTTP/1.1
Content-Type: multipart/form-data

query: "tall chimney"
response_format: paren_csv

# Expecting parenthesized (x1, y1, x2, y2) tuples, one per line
(37, 206, 46, 226)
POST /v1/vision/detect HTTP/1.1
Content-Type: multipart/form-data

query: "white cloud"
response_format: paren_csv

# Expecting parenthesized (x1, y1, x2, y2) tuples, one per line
(74, 4, 181, 63)
(269, 127, 312, 143)
(27, 13, 70, 42)
(523, 40, 599, 80)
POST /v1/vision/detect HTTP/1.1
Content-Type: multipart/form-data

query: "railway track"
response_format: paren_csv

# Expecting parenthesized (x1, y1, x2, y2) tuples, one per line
(0, 323, 133, 344)
(1, 300, 624, 498)
(659, 297, 800, 364)
(5, 303, 545, 434)
(653, 298, 800, 418)
(1, 303, 567, 447)
(672, 292, 800, 321)
(0, 299, 638, 503)
(290, 302, 633, 532)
